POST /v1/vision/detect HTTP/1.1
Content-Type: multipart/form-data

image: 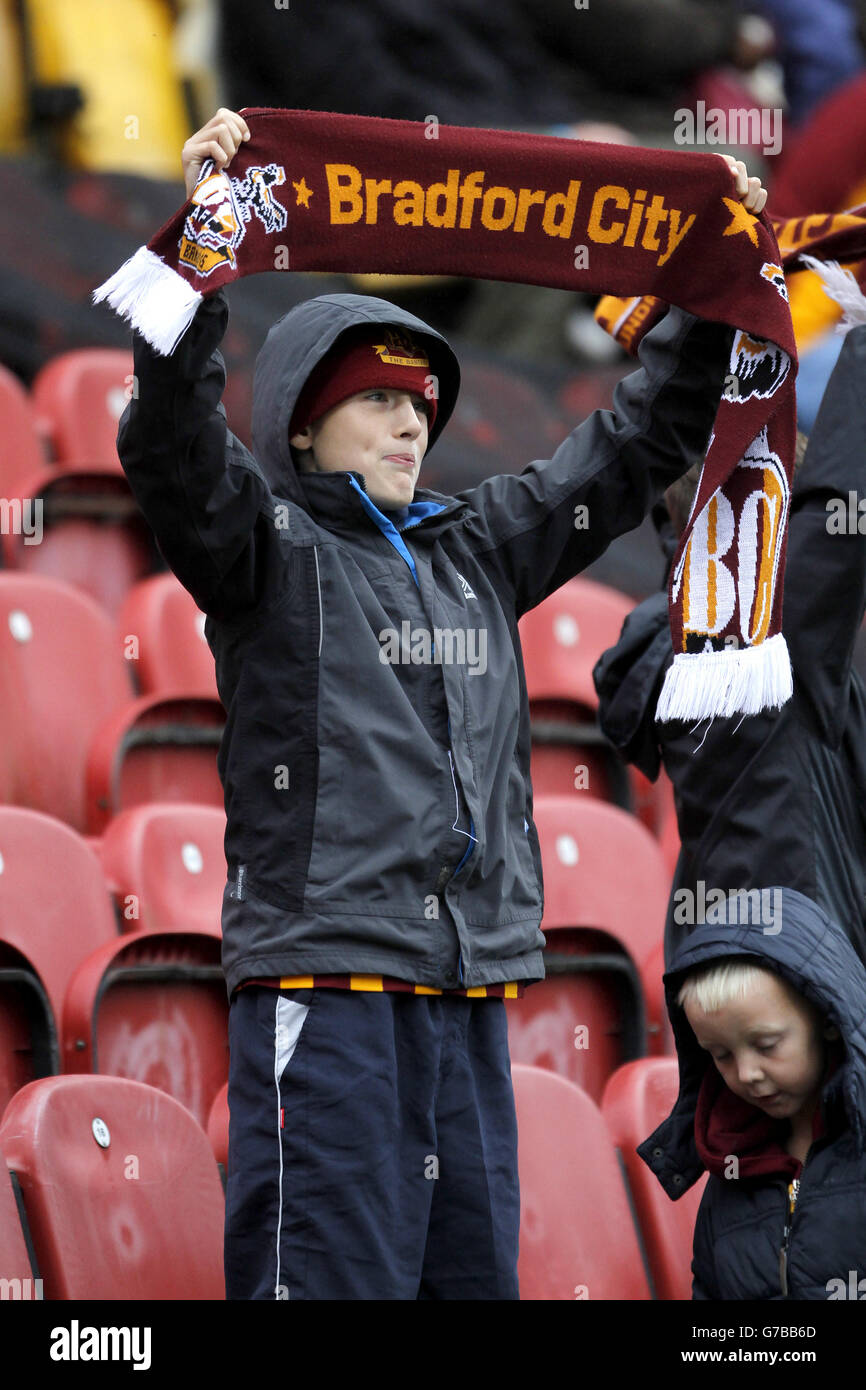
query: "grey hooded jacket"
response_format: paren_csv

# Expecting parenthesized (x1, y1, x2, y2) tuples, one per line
(116, 288, 733, 999)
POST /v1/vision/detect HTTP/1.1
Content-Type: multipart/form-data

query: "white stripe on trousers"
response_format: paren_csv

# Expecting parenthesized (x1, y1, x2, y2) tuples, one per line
(273, 995, 310, 1299)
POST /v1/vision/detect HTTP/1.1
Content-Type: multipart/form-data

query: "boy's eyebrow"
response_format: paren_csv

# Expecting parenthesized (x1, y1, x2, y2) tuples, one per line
(695, 1026, 784, 1049)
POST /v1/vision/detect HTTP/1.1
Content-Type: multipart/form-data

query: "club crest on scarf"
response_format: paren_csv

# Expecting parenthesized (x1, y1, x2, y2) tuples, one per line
(178, 159, 288, 276)
(760, 261, 788, 301)
(727, 330, 791, 401)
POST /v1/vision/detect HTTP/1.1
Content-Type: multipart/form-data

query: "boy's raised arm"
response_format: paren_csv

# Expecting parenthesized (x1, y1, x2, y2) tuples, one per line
(456, 305, 735, 619)
(117, 291, 279, 619)
(116, 111, 280, 620)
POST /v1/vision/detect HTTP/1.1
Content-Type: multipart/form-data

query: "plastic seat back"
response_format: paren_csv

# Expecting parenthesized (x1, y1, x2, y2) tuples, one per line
(86, 696, 225, 835)
(0, 364, 45, 494)
(0, 807, 118, 1024)
(98, 803, 226, 935)
(0, 943, 58, 1119)
(5, 468, 157, 618)
(519, 576, 634, 709)
(117, 574, 217, 697)
(62, 932, 228, 1130)
(0, 574, 134, 830)
(602, 1058, 708, 1300)
(0, 1141, 36, 1295)
(512, 1063, 651, 1300)
(31, 349, 133, 468)
(0, 1075, 225, 1299)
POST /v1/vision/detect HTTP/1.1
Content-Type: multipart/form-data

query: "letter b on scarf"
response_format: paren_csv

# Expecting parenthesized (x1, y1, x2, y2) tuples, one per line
(675, 493, 736, 637)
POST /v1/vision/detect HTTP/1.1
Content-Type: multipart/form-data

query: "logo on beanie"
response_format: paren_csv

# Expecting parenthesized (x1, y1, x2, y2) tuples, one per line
(179, 160, 288, 276)
(372, 329, 430, 369)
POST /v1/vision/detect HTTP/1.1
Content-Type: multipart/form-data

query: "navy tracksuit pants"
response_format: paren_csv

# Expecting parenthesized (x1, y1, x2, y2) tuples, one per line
(224, 985, 521, 1300)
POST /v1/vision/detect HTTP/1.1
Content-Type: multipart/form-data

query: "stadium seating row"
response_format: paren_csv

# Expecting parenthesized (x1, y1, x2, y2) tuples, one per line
(0, 1059, 703, 1301)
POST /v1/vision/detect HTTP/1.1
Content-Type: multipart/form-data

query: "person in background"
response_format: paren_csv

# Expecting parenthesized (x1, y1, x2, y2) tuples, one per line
(594, 323, 866, 970)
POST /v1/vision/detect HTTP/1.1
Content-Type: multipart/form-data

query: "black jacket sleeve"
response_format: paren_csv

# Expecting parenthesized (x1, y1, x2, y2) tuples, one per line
(116, 289, 282, 621)
(781, 323, 866, 746)
(457, 308, 735, 619)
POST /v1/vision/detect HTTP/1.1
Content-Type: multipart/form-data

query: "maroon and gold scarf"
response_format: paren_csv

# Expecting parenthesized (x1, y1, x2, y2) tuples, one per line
(93, 108, 859, 721)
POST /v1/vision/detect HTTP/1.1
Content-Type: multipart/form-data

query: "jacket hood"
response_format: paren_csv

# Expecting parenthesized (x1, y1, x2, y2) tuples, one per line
(638, 887, 866, 1198)
(251, 292, 461, 503)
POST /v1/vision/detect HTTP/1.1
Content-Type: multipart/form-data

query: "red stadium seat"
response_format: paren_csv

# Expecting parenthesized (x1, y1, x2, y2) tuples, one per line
(512, 1063, 652, 1300)
(85, 695, 225, 835)
(0, 363, 47, 495)
(520, 578, 636, 808)
(0, 944, 58, 1120)
(535, 794, 668, 1020)
(519, 576, 634, 710)
(527, 703, 631, 805)
(0, 1140, 36, 1293)
(646, 939, 676, 1056)
(631, 762, 678, 841)
(62, 931, 228, 1130)
(659, 788, 682, 881)
(0, 808, 118, 1026)
(520, 577, 675, 834)
(98, 803, 226, 935)
(1, 465, 157, 619)
(0, 574, 221, 836)
(31, 349, 133, 470)
(0, 1075, 225, 1299)
(506, 795, 668, 1100)
(0, 574, 135, 831)
(602, 1058, 708, 1301)
(507, 938, 637, 1101)
(207, 1081, 228, 1173)
(116, 573, 218, 697)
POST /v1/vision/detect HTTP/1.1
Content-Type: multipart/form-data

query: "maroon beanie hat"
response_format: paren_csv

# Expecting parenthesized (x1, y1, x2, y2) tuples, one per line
(289, 324, 438, 439)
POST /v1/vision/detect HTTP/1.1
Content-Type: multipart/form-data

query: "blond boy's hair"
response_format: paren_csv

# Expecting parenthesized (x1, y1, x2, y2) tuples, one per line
(676, 956, 780, 1014)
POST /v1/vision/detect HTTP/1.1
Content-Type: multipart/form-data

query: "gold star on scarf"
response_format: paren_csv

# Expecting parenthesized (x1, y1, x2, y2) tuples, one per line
(293, 178, 313, 208)
(722, 197, 759, 246)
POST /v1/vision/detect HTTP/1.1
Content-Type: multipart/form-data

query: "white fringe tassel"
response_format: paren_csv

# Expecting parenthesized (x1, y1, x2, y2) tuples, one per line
(655, 632, 793, 723)
(91, 245, 203, 356)
(799, 254, 866, 337)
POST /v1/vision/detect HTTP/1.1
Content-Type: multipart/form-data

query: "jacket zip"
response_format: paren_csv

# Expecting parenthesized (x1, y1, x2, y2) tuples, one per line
(344, 473, 470, 984)
(447, 747, 478, 987)
(778, 1173, 802, 1296)
(312, 544, 323, 657)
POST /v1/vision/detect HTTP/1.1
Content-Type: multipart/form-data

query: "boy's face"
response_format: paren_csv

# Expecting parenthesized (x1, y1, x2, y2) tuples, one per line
(684, 971, 834, 1127)
(290, 387, 430, 509)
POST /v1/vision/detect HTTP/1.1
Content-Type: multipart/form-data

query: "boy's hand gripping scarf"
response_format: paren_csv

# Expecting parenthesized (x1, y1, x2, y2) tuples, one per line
(94, 107, 826, 723)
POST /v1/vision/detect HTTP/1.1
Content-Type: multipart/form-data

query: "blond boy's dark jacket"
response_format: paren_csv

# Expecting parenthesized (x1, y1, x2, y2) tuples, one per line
(640, 888, 866, 1300)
